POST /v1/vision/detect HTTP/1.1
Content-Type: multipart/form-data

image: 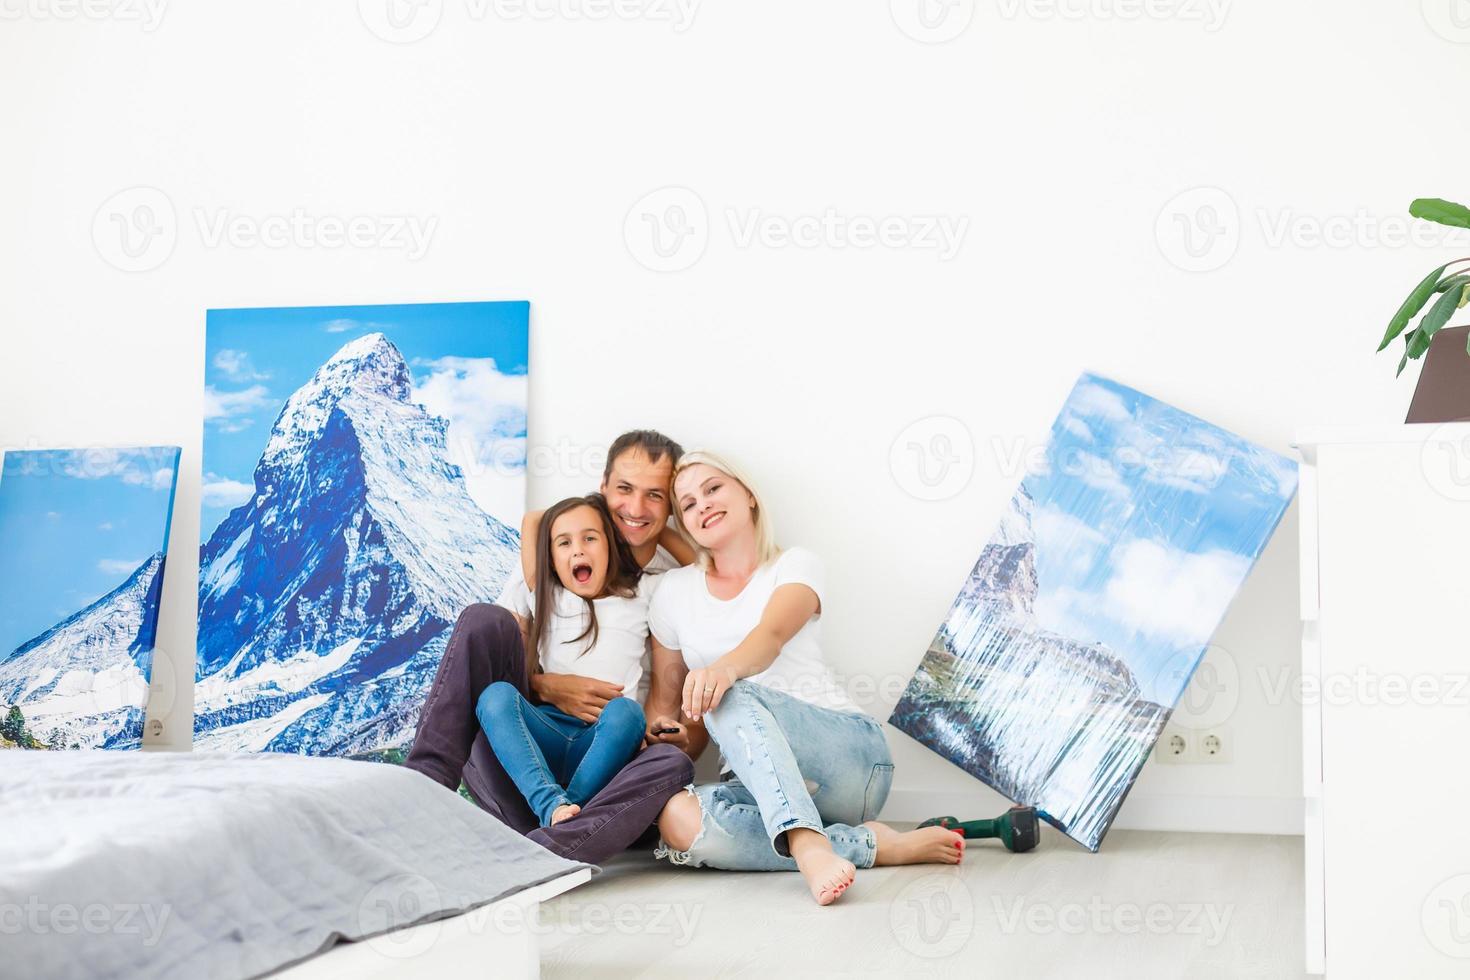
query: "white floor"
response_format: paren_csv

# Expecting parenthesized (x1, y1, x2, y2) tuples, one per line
(538, 827, 1305, 979)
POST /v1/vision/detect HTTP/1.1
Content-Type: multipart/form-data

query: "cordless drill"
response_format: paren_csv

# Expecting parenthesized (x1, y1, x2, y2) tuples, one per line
(919, 804, 1040, 853)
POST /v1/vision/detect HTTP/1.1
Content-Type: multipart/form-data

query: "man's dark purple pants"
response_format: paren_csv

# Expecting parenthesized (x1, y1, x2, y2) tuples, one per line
(405, 603, 693, 864)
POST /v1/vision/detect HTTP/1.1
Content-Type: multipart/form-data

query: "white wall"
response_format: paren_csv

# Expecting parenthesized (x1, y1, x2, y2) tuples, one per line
(2, 1, 1460, 836)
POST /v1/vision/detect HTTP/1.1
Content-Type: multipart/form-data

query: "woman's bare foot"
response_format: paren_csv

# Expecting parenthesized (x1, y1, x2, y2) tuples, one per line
(787, 829, 856, 906)
(550, 803, 581, 826)
(864, 821, 964, 866)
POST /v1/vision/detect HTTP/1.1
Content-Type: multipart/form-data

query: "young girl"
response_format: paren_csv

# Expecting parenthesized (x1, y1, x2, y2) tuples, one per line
(476, 494, 656, 827)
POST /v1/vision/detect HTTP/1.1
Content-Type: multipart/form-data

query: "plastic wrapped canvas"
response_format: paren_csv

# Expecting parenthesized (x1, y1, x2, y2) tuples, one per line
(0, 447, 181, 750)
(195, 302, 528, 756)
(889, 374, 1297, 851)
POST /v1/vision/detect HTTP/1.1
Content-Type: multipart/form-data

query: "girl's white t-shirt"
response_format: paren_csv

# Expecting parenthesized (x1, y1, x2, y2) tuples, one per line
(647, 547, 857, 713)
(531, 574, 661, 695)
(495, 543, 678, 619)
(494, 545, 678, 702)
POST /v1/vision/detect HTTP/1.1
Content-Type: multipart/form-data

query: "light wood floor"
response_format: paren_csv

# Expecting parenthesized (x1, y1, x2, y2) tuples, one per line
(538, 827, 1305, 979)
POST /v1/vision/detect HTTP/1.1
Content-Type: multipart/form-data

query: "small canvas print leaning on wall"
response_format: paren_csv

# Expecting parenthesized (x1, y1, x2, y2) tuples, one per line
(0, 446, 181, 750)
(889, 373, 1297, 851)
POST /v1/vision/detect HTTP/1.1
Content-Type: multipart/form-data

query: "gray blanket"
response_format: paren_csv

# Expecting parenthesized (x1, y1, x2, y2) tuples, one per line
(0, 750, 590, 979)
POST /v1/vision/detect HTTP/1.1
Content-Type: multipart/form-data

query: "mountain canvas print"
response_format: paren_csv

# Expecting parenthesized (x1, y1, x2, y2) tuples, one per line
(0, 446, 181, 750)
(195, 302, 527, 755)
(888, 374, 1297, 851)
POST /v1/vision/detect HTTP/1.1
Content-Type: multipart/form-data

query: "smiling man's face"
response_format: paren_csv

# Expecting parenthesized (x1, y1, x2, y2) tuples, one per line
(599, 448, 674, 555)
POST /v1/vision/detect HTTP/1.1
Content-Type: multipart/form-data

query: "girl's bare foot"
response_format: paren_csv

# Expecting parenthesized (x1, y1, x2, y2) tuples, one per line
(864, 821, 964, 866)
(787, 829, 856, 906)
(550, 803, 581, 826)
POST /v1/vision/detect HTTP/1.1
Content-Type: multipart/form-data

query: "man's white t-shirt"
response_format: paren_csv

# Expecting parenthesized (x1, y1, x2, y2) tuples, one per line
(495, 543, 678, 702)
(530, 574, 662, 694)
(647, 547, 857, 714)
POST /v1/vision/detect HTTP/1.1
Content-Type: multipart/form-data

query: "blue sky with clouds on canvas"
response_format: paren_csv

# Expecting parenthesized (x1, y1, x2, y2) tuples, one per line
(1024, 374, 1296, 705)
(201, 302, 529, 538)
(0, 448, 180, 658)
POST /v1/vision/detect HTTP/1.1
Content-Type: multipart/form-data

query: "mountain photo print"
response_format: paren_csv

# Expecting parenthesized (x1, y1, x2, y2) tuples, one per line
(0, 446, 181, 750)
(195, 302, 528, 756)
(888, 374, 1297, 851)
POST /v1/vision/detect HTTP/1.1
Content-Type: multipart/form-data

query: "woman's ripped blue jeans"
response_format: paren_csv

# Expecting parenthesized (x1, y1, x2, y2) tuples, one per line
(656, 680, 894, 870)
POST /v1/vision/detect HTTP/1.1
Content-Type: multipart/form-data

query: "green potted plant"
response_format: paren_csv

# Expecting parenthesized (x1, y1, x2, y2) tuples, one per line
(1379, 198, 1470, 376)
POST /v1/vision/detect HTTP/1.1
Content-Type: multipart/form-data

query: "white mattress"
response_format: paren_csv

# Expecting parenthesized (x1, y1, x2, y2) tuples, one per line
(0, 750, 589, 979)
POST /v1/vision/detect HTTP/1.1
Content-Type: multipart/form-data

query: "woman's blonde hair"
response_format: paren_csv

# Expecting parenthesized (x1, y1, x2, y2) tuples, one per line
(671, 449, 780, 570)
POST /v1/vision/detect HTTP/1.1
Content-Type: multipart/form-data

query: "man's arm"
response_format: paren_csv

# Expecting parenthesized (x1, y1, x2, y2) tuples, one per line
(645, 637, 708, 760)
(519, 508, 546, 590)
(658, 524, 698, 567)
(530, 672, 624, 723)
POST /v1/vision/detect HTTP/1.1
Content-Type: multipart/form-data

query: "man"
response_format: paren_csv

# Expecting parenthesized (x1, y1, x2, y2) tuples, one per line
(406, 430, 699, 864)
(497, 430, 694, 713)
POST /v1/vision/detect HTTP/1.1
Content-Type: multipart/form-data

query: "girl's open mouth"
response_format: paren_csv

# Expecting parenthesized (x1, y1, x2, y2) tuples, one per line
(572, 562, 593, 584)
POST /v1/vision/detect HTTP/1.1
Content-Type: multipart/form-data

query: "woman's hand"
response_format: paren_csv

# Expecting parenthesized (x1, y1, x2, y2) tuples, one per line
(682, 664, 738, 722)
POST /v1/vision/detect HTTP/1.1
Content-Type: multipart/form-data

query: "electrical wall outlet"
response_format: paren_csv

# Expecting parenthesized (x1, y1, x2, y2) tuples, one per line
(1152, 725, 1232, 764)
(1196, 729, 1231, 763)
(1153, 728, 1190, 763)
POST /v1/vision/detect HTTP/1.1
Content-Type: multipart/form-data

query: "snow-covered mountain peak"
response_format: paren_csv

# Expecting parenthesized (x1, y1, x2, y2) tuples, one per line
(960, 483, 1037, 617)
(994, 483, 1035, 548)
(322, 332, 410, 392)
(342, 389, 518, 620)
(260, 333, 414, 472)
(3, 553, 163, 669)
(195, 331, 522, 754)
(0, 552, 164, 750)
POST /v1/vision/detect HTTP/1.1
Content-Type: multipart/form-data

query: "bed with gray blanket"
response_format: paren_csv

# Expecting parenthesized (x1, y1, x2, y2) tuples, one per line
(1, 751, 591, 979)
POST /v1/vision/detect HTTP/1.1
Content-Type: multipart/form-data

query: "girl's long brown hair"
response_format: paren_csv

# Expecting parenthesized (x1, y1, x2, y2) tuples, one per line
(529, 493, 643, 663)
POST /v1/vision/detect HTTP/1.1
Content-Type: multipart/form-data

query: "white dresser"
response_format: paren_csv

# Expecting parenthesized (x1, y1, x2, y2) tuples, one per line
(1297, 426, 1470, 977)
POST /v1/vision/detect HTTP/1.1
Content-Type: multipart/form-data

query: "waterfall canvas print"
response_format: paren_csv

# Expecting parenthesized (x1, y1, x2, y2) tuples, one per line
(195, 302, 527, 755)
(889, 374, 1297, 851)
(0, 446, 181, 750)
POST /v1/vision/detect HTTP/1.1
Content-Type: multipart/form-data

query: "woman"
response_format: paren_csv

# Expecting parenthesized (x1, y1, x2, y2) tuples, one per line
(643, 451, 965, 906)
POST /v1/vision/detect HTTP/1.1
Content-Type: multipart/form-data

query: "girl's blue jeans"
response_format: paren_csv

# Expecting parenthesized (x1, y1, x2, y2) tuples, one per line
(476, 680, 647, 827)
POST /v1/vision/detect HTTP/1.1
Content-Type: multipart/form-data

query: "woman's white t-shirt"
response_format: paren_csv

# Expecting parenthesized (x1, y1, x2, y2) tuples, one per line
(530, 574, 661, 695)
(647, 547, 856, 714)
